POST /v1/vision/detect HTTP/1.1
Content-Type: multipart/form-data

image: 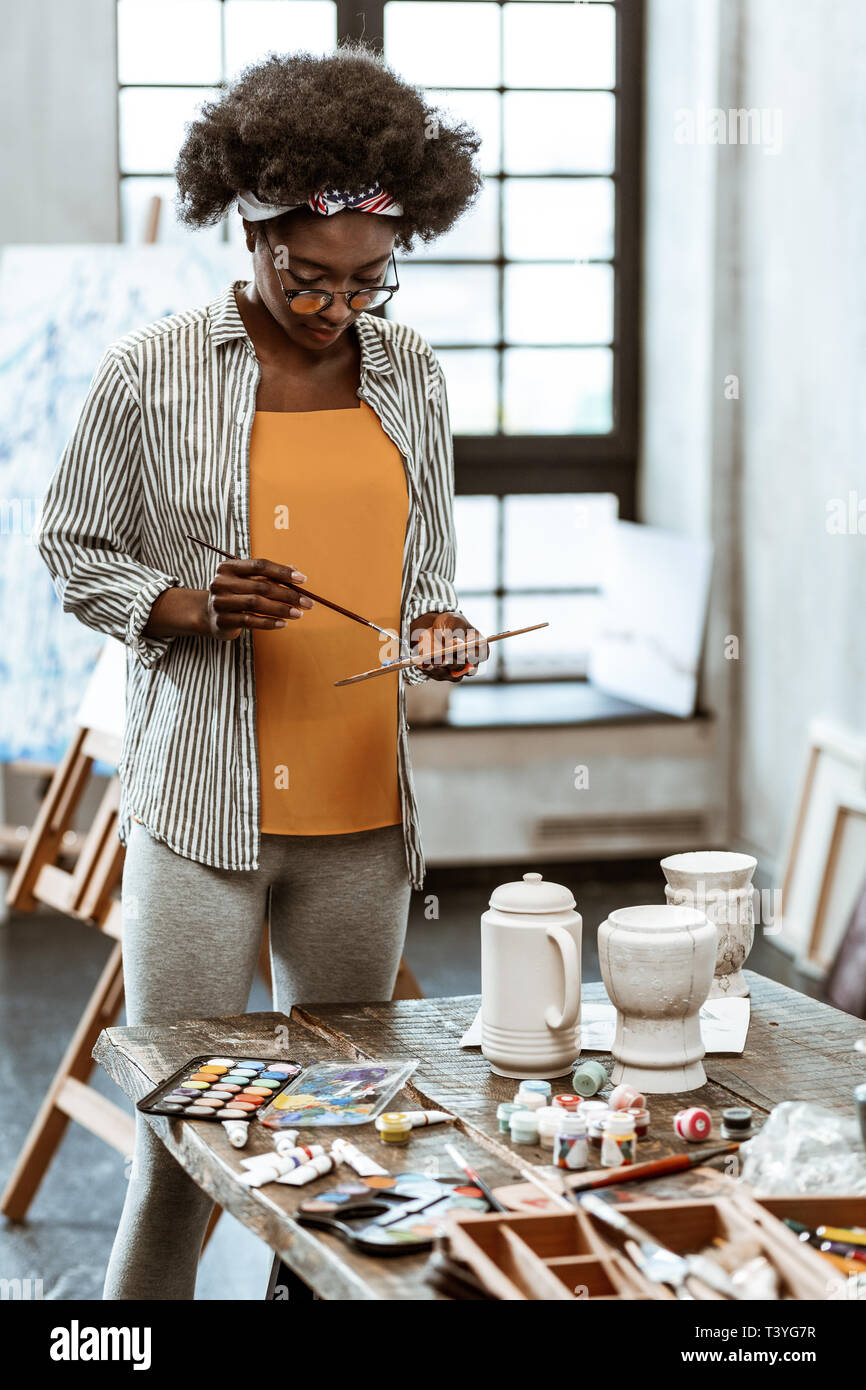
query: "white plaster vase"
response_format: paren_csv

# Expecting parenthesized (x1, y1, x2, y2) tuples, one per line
(598, 904, 716, 1093)
(660, 850, 757, 998)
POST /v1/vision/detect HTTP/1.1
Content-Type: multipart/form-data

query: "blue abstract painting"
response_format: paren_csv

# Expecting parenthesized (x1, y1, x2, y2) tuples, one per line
(0, 243, 248, 761)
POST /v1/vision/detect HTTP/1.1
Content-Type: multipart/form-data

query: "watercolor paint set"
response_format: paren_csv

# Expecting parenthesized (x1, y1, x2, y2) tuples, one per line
(136, 1056, 302, 1121)
(259, 1058, 419, 1128)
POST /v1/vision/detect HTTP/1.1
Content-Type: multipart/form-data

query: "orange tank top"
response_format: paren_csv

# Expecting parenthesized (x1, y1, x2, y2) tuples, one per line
(249, 401, 407, 835)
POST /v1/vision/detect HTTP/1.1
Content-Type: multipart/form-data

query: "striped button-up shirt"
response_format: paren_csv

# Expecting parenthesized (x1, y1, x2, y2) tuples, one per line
(35, 282, 459, 890)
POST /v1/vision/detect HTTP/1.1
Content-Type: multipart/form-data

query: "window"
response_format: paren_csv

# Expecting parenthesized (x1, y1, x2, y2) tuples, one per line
(116, 0, 642, 681)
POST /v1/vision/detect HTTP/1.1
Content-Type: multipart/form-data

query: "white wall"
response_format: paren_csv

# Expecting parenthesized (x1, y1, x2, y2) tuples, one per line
(641, 0, 866, 868)
(0, 0, 118, 244)
(735, 0, 866, 861)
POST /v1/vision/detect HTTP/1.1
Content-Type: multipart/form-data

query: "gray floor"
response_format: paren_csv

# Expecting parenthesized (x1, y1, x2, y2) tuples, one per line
(0, 860, 826, 1301)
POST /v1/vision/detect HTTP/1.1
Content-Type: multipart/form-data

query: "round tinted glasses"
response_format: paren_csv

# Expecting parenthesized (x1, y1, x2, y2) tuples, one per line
(262, 230, 399, 314)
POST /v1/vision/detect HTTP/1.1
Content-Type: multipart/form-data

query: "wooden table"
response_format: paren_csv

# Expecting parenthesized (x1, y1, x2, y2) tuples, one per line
(93, 972, 866, 1300)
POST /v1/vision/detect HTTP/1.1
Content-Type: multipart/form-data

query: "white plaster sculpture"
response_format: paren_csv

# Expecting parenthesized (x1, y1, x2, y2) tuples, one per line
(481, 873, 582, 1079)
(660, 851, 757, 998)
(598, 904, 716, 1093)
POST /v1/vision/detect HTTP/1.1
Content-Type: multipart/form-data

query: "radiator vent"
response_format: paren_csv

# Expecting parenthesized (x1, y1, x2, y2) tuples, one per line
(532, 812, 707, 847)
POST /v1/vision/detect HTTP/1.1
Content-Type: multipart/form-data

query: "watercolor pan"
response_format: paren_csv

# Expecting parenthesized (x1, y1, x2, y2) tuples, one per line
(137, 1055, 303, 1122)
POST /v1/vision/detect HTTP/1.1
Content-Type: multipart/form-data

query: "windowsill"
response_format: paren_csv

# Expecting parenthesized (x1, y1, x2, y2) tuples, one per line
(429, 680, 683, 731)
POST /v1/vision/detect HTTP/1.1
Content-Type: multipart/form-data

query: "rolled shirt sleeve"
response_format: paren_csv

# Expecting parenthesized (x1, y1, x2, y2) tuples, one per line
(34, 347, 181, 670)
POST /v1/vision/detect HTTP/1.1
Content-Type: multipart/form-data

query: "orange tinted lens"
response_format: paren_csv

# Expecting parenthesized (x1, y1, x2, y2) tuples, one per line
(291, 293, 330, 314)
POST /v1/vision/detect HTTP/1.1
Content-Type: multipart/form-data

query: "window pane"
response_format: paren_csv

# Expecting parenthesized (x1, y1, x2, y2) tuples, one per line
(504, 93, 615, 173)
(224, 1, 337, 77)
(390, 265, 498, 345)
(505, 178, 614, 261)
(410, 182, 498, 261)
(503, 348, 613, 433)
(121, 176, 222, 244)
(385, 2, 500, 86)
(454, 495, 499, 591)
(503, 2, 615, 89)
(505, 264, 613, 345)
(428, 90, 501, 175)
(120, 87, 220, 173)
(503, 593, 604, 678)
(437, 350, 499, 433)
(504, 493, 618, 589)
(118, 0, 222, 84)
(459, 592, 501, 679)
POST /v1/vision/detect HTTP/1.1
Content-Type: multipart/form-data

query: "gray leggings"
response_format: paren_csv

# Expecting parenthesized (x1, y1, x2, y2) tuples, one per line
(103, 820, 410, 1301)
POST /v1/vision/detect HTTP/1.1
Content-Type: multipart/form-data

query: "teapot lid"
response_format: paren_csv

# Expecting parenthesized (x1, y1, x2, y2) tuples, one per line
(489, 872, 576, 915)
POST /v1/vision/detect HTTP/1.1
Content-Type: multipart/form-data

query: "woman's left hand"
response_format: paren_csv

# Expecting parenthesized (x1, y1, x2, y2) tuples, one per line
(410, 611, 489, 681)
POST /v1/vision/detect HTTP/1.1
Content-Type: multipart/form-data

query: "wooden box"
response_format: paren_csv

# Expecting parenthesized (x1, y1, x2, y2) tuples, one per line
(445, 1194, 849, 1301)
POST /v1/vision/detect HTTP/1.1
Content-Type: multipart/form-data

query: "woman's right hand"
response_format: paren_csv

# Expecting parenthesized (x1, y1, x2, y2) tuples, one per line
(203, 557, 314, 640)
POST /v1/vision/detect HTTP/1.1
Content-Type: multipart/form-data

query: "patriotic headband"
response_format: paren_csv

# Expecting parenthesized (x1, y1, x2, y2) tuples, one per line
(237, 185, 403, 221)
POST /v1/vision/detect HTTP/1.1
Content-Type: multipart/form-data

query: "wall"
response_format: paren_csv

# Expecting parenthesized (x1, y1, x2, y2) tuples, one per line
(641, 0, 866, 869)
(0, 0, 118, 244)
(734, 0, 866, 862)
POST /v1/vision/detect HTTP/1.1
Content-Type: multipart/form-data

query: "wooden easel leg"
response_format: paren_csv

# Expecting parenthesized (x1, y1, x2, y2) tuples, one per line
(392, 956, 424, 1000)
(1, 941, 132, 1220)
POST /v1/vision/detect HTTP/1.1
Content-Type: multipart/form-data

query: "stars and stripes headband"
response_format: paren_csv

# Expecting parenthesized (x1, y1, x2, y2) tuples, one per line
(237, 185, 403, 221)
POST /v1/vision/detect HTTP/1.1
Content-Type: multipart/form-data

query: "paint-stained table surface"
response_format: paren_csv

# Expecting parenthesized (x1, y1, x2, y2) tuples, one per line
(93, 971, 866, 1301)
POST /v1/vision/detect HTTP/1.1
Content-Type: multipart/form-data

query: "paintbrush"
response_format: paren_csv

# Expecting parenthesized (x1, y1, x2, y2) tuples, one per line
(333, 623, 549, 686)
(445, 1143, 509, 1213)
(564, 1144, 741, 1193)
(186, 535, 402, 646)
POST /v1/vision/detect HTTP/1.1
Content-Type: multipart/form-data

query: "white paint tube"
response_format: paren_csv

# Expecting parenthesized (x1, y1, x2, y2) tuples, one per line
(239, 1145, 324, 1186)
(330, 1138, 389, 1177)
(221, 1120, 250, 1148)
(276, 1153, 335, 1186)
(273, 1129, 300, 1156)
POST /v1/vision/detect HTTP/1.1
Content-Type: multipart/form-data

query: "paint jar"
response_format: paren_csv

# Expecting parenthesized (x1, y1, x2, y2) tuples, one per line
(509, 1109, 540, 1145)
(626, 1106, 650, 1139)
(720, 1105, 753, 1141)
(513, 1088, 547, 1112)
(536, 1107, 562, 1150)
(600, 1112, 637, 1167)
(571, 1060, 608, 1098)
(376, 1112, 412, 1145)
(554, 1114, 588, 1171)
(580, 1101, 610, 1150)
(520, 1080, 552, 1100)
(497, 1102, 524, 1134)
(553, 1093, 582, 1113)
(674, 1107, 712, 1143)
(609, 1083, 646, 1112)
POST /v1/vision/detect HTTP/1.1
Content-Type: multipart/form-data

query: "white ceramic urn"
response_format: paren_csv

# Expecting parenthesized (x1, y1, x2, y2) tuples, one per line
(660, 851, 757, 998)
(598, 904, 716, 1093)
(481, 872, 582, 1080)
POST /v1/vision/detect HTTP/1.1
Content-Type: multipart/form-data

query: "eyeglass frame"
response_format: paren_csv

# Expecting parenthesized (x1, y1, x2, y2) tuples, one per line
(260, 227, 400, 314)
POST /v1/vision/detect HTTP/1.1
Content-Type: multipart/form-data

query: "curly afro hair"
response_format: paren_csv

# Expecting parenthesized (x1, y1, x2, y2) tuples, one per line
(175, 41, 482, 251)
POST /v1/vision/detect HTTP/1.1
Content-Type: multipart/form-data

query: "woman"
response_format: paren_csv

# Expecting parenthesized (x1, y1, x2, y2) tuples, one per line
(36, 43, 486, 1300)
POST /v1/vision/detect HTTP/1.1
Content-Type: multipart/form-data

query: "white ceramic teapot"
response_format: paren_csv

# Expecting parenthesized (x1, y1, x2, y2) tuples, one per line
(481, 872, 582, 1079)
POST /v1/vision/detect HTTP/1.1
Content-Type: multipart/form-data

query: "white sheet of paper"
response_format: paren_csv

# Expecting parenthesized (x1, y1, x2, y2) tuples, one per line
(459, 996, 750, 1056)
(587, 520, 712, 718)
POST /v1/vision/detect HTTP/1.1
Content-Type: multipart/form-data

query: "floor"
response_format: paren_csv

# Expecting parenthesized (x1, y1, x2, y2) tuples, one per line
(0, 859, 828, 1301)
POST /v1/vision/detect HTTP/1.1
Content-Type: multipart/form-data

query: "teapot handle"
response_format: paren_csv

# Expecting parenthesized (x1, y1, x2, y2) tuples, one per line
(545, 924, 580, 1031)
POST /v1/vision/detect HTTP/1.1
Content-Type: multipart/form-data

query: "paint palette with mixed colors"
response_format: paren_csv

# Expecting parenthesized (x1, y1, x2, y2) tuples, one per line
(296, 1172, 491, 1255)
(136, 1056, 302, 1122)
(259, 1057, 418, 1128)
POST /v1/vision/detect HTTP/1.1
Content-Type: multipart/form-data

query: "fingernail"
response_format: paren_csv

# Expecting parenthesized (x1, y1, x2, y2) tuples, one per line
(293, 572, 308, 583)
(290, 607, 302, 618)
(276, 620, 287, 628)
(299, 597, 314, 609)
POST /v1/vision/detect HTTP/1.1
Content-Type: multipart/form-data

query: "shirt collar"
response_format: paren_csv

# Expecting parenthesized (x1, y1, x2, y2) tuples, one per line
(208, 281, 393, 375)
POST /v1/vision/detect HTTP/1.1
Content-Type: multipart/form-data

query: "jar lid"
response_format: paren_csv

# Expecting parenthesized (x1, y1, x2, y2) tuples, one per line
(375, 1112, 410, 1133)
(489, 872, 576, 915)
(604, 1112, 636, 1134)
(556, 1113, 586, 1135)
